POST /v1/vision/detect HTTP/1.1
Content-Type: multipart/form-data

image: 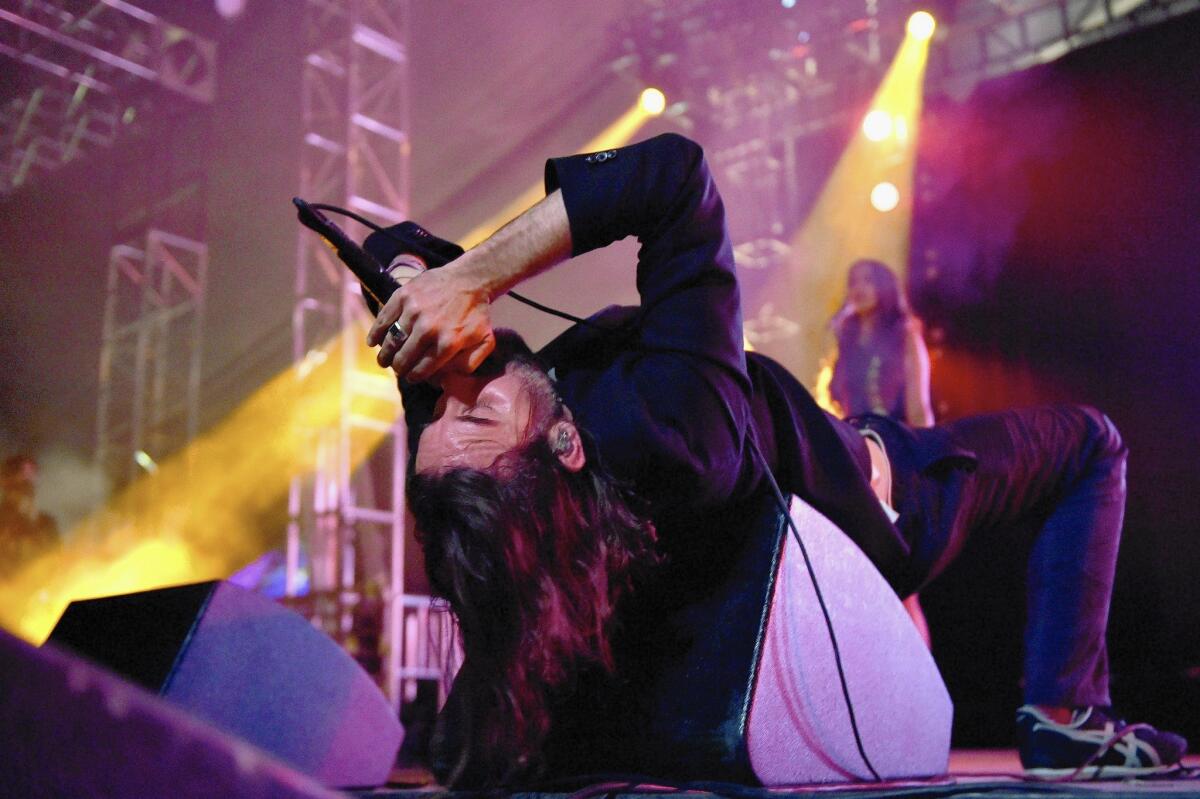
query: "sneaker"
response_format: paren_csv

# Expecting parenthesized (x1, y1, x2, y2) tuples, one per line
(1016, 704, 1188, 779)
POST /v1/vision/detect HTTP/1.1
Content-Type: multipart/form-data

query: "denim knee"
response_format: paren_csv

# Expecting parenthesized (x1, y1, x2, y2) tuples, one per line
(1066, 405, 1128, 498)
(1073, 405, 1127, 462)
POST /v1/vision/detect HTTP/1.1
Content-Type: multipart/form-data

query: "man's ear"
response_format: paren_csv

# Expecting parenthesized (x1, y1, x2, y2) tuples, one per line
(547, 421, 586, 472)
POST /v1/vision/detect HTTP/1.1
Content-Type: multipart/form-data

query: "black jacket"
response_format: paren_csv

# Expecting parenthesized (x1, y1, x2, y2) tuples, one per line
(539, 133, 918, 592)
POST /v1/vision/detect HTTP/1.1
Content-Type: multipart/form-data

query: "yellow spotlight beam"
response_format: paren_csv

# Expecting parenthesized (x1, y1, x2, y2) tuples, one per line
(786, 28, 933, 388)
(1, 97, 660, 644)
(459, 100, 655, 249)
(0, 339, 396, 643)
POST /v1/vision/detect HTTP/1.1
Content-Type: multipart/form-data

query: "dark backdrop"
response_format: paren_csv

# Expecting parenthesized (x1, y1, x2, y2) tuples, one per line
(910, 11, 1200, 744)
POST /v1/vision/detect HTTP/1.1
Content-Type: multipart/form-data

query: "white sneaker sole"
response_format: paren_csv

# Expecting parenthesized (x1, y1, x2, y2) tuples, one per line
(1025, 763, 1181, 780)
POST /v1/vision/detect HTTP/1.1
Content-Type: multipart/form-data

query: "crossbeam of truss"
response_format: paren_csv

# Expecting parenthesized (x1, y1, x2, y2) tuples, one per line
(0, 0, 216, 193)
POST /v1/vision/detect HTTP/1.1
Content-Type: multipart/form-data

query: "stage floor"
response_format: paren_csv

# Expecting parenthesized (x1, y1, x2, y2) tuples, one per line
(360, 751, 1200, 798)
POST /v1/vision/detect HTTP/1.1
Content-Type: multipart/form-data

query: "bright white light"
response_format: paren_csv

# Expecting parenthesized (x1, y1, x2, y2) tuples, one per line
(134, 450, 159, 474)
(296, 348, 328, 380)
(870, 182, 900, 212)
(907, 11, 937, 40)
(862, 109, 893, 141)
(639, 87, 667, 116)
(781, 0, 797, 8)
(215, 0, 246, 20)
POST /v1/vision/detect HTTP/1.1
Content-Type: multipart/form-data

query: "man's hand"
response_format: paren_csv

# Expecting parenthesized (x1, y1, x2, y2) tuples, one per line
(366, 189, 572, 384)
(367, 258, 496, 384)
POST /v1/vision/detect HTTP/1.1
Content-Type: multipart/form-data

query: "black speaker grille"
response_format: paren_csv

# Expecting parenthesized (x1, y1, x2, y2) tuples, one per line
(46, 581, 218, 692)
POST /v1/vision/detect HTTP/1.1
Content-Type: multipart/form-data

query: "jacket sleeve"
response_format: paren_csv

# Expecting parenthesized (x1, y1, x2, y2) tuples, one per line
(543, 134, 758, 512)
(544, 133, 747, 383)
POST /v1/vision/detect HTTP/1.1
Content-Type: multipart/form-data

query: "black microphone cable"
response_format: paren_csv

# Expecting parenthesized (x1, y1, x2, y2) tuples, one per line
(308, 202, 601, 329)
(745, 433, 883, 782)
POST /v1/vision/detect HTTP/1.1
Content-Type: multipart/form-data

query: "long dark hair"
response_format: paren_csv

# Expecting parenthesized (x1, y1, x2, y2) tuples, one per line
(832, 258, 911, 346)
(828, 259, 920, 418)
(408, 403, 659, 785)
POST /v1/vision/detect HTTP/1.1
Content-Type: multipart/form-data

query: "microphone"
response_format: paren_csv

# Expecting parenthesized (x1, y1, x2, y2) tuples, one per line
(294, 196, 421, 347)
(293, 197, 397, 314)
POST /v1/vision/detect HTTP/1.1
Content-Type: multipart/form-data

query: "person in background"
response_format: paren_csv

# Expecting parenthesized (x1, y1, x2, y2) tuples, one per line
(829, 259, 934, 643)
(830, 259, 934, 427)
(0, 454, 59, 579)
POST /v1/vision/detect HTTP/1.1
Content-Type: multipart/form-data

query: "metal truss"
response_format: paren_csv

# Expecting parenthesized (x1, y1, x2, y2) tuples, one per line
(291, 0, 458, 712)
(612, 0, 898, 135)
(0, 0, 216, 193)
(930, 0, 1200, 93)
(615, 0, 1197, 370)
(96, 229, 207, 487)
(616, 0, 1200, 141)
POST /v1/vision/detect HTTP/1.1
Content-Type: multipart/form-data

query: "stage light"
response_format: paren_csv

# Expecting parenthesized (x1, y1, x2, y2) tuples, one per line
(215, 0, 246, 20)
(781, 0, 796, 8)
(862, 109, 893, 141)
(776, 8, 935, 386)
(639, 87, 667, 116)
(871, 182, 900, 212)
(0, 338, 397, 643)
(907, 11, 937, 41)
(134, 450, 158, 474)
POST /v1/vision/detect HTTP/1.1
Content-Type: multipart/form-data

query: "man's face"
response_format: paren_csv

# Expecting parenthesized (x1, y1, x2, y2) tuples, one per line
(414, 368, 537, 474)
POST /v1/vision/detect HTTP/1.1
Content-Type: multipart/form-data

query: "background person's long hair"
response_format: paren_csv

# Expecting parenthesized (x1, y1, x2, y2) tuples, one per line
(832, 258, 911, 344)
(408, 432, 659, 786)
(829, 260, 919, 416)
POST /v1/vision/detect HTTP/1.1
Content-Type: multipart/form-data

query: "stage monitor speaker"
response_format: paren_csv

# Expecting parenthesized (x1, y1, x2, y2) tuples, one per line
(46, 580, 403, 789)
(549, 491, 951, 785)
(742, 495, 952, 783)
(0, 626, 340, 799)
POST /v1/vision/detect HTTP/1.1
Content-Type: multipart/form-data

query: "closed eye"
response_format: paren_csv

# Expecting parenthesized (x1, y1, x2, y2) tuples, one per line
(458, 414, 497, 426)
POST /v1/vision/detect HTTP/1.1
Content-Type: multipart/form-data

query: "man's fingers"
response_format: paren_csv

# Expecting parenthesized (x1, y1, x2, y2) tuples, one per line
(367, 268, 496, 383)
(366, 318, 390, 347)
(376, 329, 401, 367)
(393, 324, 495, 384)
(407, 346, 460, 385)
(375, 307, 416, 367)
(414, 334, 495, 383)
(408, 321, 492, 382)
(366, 292, 405, 346)
(388, 312, 454, 381)
(400, 318, 471, 383)
(389, 333, 433, 381)
(462, 335, 496, 372)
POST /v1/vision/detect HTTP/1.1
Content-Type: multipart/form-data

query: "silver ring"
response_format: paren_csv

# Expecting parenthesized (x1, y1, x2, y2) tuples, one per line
(389, 322, 408, 343)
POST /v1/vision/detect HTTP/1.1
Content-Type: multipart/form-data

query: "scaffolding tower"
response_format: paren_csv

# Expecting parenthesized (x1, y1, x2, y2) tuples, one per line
(290, 0, 458, 712)
(0, 2, 215, 488)
(0, 0, 216, 194)
(96, 231, 208, 485)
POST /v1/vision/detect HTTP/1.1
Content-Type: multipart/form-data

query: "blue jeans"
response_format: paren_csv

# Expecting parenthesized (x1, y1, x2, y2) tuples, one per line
(865, 405, 1127, 708)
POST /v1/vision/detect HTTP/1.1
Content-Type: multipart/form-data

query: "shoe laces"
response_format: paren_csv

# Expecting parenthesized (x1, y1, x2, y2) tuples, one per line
(1069, 720, 1157, 779)
(1037, 721, 1160, 782)
(1024, 706, 1163, 782)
